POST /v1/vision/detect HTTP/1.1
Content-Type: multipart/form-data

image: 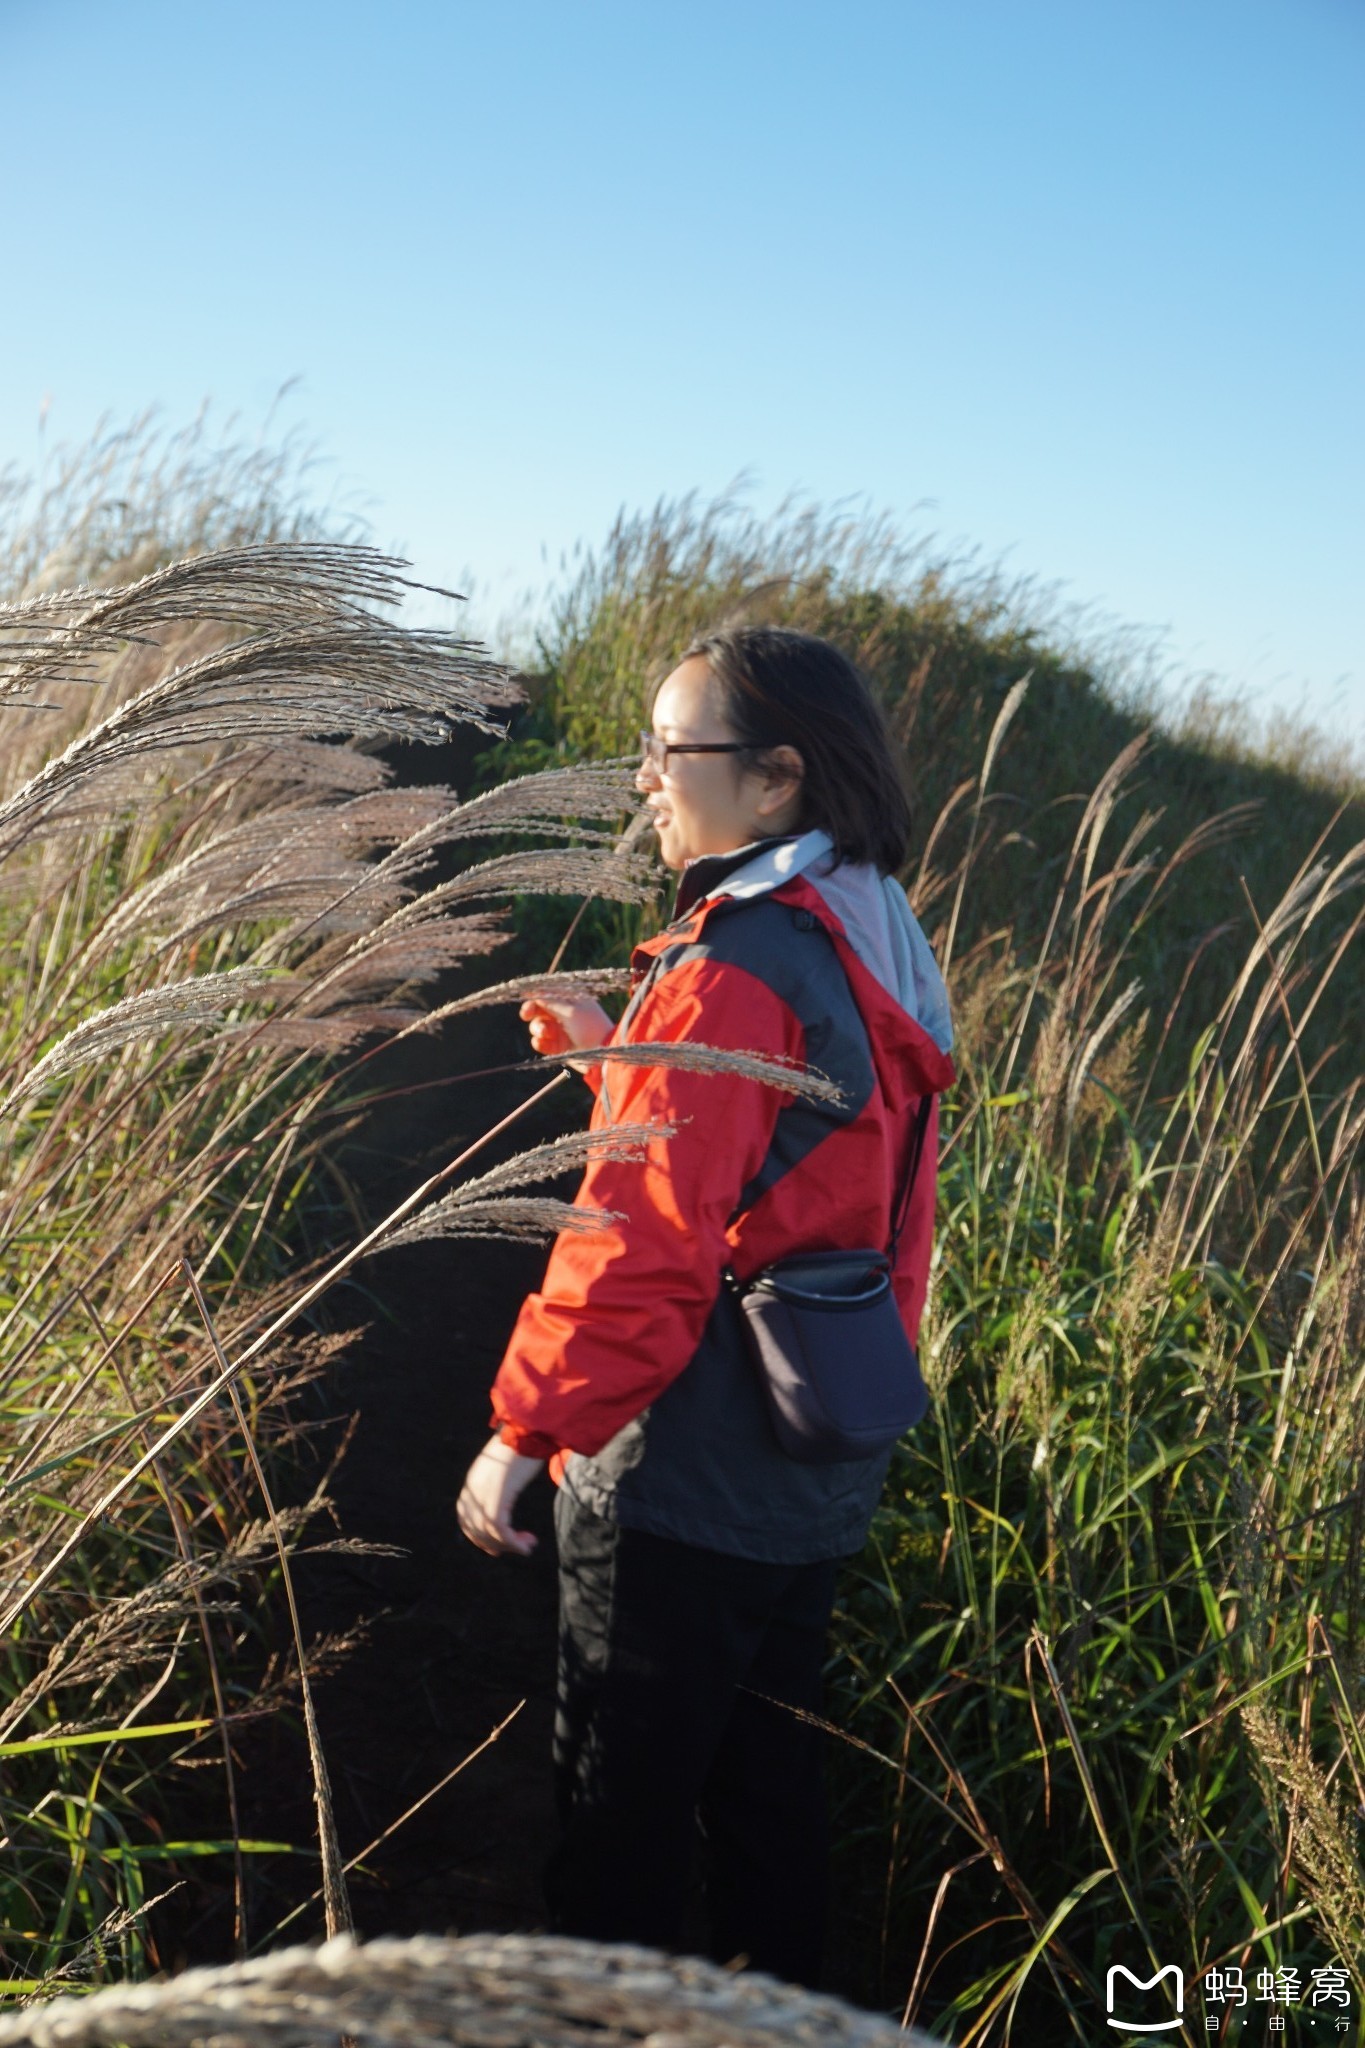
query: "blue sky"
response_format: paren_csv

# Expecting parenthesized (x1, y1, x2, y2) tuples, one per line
(2, 0, 1361, 742)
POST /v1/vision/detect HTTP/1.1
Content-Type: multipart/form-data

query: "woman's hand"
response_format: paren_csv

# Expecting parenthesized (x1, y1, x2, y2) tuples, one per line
(519, 994, 613, 1059)
(456, 1438, 545, 1557)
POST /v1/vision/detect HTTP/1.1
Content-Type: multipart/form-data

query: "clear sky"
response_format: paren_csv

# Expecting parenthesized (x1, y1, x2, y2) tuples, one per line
(2, 0, 1361, 742)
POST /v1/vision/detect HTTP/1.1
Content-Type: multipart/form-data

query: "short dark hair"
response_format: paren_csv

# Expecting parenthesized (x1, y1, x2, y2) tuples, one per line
(677, 625, 912, 873)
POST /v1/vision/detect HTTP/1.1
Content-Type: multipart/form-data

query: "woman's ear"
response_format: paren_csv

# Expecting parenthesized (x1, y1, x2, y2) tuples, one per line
(755, 745, 805, 819)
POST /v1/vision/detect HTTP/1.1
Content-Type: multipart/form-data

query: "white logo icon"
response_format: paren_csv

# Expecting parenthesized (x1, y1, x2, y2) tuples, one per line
(1106, 1964, 1185, 2032)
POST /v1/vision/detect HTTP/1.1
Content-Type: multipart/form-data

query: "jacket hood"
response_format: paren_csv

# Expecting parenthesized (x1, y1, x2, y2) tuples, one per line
(680, 829, 954, 1058)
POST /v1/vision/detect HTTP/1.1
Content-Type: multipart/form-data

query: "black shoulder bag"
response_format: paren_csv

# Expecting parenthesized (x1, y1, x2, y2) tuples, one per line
(722, 1094, 935, 1465)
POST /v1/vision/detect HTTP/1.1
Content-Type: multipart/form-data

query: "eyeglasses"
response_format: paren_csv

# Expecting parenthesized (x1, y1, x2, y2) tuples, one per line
(639, 731, 749, 772)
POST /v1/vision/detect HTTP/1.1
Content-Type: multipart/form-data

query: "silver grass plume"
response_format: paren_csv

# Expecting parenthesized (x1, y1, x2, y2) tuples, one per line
(0, 542, 459, 698)
(442, 758, 639, 824)
(281, 914, 511, 1006)
(417, 967, 633, 1029)
(122, 790, 464, 949)
(231, 738, 393, 797)
(1063, 977, 1144, 1124)
(102, 806, 394, 948)
(301, 773, 653, 956)
(0, 1512, 336, 1743)
(189, 765, 645, 947)
(372, 1122, 674, 1251)
(382, 761, 640, 864)
(1241, 1700, 1365, 1967)
(420, 1121, 679, 1205)
(380, 846, 659, 924)
(168, 869, 410, 951)
(291, 854, 646, 1016)
(564, 1038, 846, 1104)
(381, 1196, 625, 1249)
(255, 1005, 427, 1053)
(6, 965, 288, 1107)
(0, 621, 520, 849)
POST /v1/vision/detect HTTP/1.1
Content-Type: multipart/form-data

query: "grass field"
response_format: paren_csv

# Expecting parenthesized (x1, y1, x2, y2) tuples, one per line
(2, 430, 1361, 2041)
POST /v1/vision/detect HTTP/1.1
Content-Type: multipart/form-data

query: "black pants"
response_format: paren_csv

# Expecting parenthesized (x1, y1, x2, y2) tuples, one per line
(545, 1489, 840, 1989)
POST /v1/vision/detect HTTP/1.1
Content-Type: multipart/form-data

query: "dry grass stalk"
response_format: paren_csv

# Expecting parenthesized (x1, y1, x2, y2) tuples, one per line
(0, 532, 683, 1977)
(0, 543, 447, 697)
(382, 1195, 626, 1246)
(5, 967, 289, 1106)
(0, 621, 520, 851)
(377, 1119, 678, 1247)
(1240, 1702, 1365, 1971)
(567, 1037, 846, 1104)
(181, 1264, 352, 1942)
(74, 1282, 250, 1954)
(416, 967, 633, 1030)
(386, 845, 658, 918)
(264, 1704, 528, 1946)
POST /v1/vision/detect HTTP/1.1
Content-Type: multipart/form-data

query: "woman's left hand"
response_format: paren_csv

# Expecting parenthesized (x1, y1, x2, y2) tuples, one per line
(519, 994, 613, 1058)
(456, 1438, 545, 1557)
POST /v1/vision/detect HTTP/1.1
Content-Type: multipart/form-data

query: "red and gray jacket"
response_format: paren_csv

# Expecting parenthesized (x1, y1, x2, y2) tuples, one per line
(490, 830, 956, 1563)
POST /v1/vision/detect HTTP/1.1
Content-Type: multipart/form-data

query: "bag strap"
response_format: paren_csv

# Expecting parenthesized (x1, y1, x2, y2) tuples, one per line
(886, 1093, 934, 1265)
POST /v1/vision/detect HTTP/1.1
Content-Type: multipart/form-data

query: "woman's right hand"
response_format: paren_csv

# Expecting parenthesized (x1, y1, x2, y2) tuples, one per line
(519, 994, 613, 1058)
(456, 1438, 544, 1557)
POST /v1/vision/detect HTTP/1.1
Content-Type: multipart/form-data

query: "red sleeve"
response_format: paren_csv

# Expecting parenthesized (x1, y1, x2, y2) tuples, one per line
(490, 956, 802, 1458)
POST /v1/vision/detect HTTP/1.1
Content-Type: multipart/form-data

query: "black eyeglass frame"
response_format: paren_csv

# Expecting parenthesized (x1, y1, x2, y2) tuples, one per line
(638, 730, 751, 772)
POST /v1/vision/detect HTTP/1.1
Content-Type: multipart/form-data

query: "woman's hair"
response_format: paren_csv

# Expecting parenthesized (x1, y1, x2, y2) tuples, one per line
(677, 625, 912, 873)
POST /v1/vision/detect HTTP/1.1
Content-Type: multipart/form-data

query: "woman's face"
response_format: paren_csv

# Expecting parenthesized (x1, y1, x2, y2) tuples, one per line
(637, 655, 803, 869)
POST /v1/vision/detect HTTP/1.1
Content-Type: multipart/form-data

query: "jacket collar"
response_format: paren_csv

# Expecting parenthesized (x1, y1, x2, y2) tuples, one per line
(639, 864, 955, 1104)
(672, 830, 827, 919)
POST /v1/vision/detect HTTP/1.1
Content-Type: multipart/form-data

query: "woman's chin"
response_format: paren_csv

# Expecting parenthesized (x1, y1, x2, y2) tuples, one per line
(652, 822, 688, 869)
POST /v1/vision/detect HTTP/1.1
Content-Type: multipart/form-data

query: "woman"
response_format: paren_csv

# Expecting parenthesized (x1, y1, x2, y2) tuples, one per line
(456, 626, 954, 1987)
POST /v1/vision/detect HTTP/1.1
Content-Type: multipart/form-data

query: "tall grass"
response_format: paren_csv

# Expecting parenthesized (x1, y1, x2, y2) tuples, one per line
(0, 445, 846, 1997)
(0, 405, 351, 595)
(0, 424, 683, 1991)
(824, 713, 1365, 2039)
